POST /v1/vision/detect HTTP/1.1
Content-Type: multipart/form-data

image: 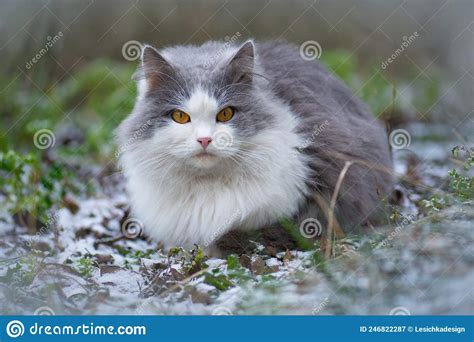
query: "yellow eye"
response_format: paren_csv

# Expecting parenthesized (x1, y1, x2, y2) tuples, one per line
(171, 110, 190, 124)
(216, 107, 234, 122)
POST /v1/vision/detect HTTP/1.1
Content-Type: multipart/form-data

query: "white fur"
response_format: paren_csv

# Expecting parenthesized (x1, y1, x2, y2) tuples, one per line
(121, 84, 311, 250)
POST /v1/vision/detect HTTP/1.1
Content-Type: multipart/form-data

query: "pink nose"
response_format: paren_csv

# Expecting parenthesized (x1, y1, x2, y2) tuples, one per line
(197, 137, 212, 149)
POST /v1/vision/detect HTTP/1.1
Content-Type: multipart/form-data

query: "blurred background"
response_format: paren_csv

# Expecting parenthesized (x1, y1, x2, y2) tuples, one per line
(1, 0, 473, 124)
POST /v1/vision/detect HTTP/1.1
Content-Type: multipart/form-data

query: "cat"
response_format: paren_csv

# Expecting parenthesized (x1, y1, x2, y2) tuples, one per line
(117, 39, 393, 252)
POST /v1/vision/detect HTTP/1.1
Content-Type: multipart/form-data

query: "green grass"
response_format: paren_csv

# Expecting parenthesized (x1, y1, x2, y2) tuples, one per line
(0, 60, 136, 160)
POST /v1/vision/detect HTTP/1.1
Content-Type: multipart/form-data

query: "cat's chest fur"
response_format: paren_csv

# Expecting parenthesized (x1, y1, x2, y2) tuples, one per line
(123, 117, 310, 249)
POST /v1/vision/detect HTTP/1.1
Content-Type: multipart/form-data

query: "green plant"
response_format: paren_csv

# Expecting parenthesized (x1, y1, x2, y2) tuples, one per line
(280, 218, 314, 250)
(0, 151, 76, 224)
(74, 256, 95, 278)
(226, 254, 240, 270)
(203, 273, 234, 291)
(1, 258, 39, 287)
(183, 246, 207, 274)
(422, 195, 447, 212)
(449, 146, 474, 201)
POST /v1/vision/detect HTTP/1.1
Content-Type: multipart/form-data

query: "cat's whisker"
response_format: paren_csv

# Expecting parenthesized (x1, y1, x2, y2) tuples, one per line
(133, 154, 176, 172)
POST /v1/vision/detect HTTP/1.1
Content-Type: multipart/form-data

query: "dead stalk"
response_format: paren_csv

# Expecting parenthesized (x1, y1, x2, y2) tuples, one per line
(326, 161, 354, 258)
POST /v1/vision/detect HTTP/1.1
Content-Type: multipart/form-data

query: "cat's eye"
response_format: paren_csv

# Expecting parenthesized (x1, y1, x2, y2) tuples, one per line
(216, 107, 234, 122)
(171, 110, 191, 124)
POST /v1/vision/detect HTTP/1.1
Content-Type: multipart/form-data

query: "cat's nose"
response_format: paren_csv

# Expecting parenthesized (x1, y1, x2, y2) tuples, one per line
(197, 137, 212, 149)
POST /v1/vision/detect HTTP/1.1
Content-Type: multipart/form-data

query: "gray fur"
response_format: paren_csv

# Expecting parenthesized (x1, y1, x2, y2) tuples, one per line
(117, 39, 393, 233)
(255, 41, 393, 229)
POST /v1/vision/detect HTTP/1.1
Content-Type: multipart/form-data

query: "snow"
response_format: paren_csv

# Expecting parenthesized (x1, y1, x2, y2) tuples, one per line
(0, 124, 473, 315)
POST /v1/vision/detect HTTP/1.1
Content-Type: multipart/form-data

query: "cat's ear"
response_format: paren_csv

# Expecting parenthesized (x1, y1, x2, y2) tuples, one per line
(139, 45, 175, 90)
(226, 40, 254, 85)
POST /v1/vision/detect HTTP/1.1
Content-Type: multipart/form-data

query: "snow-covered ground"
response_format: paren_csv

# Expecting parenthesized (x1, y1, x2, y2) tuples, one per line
(1, 125, 473, 315)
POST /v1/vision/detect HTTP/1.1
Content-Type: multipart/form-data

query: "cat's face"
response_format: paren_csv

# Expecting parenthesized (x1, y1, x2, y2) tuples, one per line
(149, 86, 241, 170)
(119, 41, 272, 174)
